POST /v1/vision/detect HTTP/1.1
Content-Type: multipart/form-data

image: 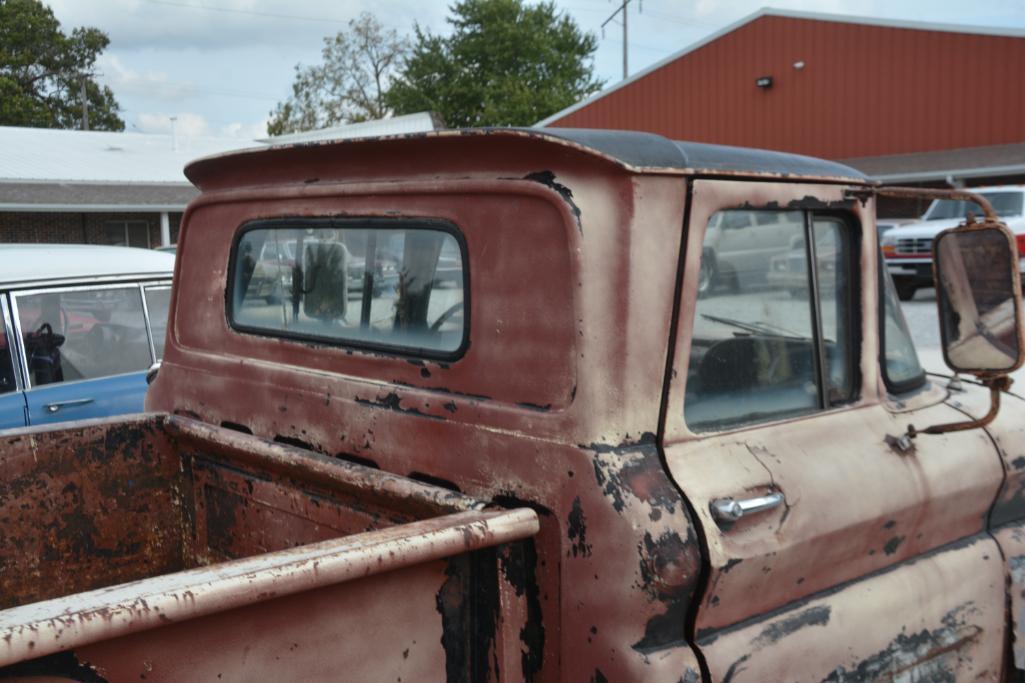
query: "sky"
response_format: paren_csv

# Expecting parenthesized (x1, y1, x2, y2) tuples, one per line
(46, 0, 1025, 140)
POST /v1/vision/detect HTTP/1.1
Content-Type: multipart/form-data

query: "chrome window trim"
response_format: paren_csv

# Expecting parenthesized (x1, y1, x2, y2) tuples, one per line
(1, 274, 173, 291)
(143, 284, 173, 361)
(138, 283, 157, 364)
(11, 280, 170, 391)
(0, 295, 24, 393)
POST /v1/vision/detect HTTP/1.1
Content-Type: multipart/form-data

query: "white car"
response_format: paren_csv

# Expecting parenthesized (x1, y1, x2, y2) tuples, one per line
(881, 185, 1025, 300)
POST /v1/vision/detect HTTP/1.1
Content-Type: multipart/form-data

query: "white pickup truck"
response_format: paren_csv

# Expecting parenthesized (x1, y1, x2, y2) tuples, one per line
(882, 184, 1025, 299)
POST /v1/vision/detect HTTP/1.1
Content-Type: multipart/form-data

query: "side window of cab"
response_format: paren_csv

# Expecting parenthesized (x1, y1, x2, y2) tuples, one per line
(685, 210, 858, 433)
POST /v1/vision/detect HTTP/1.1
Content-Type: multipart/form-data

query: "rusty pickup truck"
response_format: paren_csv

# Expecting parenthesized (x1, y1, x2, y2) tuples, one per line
(1, 128, 1025, 682)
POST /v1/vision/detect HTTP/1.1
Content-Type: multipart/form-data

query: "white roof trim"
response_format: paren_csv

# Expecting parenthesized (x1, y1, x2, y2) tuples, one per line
(0, 179, 193, 188)
(869, 164, 1025, 183)
(0, 204, 187, 213)
(535, 6, 1025, 127)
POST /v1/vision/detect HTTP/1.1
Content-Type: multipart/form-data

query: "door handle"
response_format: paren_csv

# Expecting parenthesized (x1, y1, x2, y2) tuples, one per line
(710, 491, 785, 523)
(44, 398, 94, 414)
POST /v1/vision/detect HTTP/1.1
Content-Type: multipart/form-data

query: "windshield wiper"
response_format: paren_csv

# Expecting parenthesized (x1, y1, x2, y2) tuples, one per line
(700, 313, 806, 339)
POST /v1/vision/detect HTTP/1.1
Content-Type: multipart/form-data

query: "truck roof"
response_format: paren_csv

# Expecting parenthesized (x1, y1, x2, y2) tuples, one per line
(0, 244, 175, 288)
(185, 128, 868, 189)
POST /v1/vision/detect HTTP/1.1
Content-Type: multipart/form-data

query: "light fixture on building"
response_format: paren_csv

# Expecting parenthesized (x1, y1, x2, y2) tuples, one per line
(755, 76, 773, 89)
(793, 61, 806, 70)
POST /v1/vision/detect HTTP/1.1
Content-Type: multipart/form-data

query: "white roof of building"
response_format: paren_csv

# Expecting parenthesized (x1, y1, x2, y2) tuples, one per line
(0, 111, 441, 188)
(0, 244, 175, 287)
(536, 7, 1025, 127)
(0, 127, 248, 185)
(0, 113, 440, 212)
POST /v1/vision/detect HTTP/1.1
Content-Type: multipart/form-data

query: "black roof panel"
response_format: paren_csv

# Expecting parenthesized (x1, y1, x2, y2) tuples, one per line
(528, 127, 868, 181)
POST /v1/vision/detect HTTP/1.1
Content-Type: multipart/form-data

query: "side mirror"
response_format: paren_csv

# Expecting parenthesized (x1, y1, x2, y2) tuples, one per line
(934, 223, 1024, 375)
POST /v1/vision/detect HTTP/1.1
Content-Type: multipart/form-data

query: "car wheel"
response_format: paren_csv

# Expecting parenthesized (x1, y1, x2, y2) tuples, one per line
(894, 279, 917, 301)
(717, 262, 740, 294)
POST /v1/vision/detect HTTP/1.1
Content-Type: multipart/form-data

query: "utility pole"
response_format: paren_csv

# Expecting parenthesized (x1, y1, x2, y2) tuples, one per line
(601, 0, 639, 80)
(79, 74, 89, 131)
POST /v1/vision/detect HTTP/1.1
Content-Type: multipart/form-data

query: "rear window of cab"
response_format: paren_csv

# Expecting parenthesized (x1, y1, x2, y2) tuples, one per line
(228, 219, 468, 359)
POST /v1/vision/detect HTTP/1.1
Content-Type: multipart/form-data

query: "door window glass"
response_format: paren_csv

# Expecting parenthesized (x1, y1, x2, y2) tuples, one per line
(880, 265, 926, 391)
(16, 287, 153, 387)
(685, 210, 856, 432)
(144, 286, 171, 359)
(814, 219, 855, 402)
(231, 223, 466, 357)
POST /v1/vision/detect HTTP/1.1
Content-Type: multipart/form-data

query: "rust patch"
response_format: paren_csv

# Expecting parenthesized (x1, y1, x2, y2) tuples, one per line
(632, 528, 699, 653)
(498, 540, 544, 681)
(522, 170, 582, 233)
(354, 392, 446, 421)
(883, 536, 905, 556)
(750, 605, 830, 647)
(567, 497, 592, 558)
(0, 650, 108, 681)
(820, 603, 981, 682)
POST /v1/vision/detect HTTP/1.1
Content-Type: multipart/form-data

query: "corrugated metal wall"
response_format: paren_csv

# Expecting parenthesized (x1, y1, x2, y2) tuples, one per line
(548, 15, 1025, 159)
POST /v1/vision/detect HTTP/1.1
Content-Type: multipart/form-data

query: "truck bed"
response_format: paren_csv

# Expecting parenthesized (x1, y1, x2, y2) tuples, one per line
(0, 415, 538, 679)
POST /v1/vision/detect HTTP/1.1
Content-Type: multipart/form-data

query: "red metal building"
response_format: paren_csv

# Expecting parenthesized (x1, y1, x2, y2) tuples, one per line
(539, 9, 1025, 191)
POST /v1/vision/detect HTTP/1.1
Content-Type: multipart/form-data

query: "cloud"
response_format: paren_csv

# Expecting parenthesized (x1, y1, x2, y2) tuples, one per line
(96, 54, 196, 100)
(135, 111, 267, 139)
(222, 118, 271, 139)
(137, 112, 211, 136)
(48, 0, 449, 51)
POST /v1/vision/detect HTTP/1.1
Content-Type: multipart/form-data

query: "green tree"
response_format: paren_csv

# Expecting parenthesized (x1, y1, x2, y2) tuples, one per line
(268, 13, 409, 135)
(387, 0, 603, 127)
(0, 0, 124, 131)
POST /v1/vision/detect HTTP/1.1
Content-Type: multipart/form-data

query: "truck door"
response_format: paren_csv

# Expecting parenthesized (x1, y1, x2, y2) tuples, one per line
(662, 180, 1007, 680)
(11, 284, 155, 425)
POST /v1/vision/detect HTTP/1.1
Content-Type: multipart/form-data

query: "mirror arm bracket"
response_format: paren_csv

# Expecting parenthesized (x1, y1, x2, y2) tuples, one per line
(892, 376, 1012, 453)
(854, 186, 999, 221)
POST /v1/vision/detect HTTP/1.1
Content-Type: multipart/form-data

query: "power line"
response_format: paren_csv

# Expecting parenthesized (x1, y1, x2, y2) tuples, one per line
(601, 0, 637, 79)
(142, 0, 351, 24)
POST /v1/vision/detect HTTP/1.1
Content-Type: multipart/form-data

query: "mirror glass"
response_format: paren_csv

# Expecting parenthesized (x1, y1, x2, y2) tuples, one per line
(935, 226, 1023, 372)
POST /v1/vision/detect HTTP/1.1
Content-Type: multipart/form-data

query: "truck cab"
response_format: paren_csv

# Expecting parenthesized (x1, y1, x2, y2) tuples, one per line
(2, 129, 1024, 681)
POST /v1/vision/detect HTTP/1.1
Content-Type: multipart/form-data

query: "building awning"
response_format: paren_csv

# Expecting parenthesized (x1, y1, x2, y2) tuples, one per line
(842, 142, 1025, 183)
(0, 182, 197, 212)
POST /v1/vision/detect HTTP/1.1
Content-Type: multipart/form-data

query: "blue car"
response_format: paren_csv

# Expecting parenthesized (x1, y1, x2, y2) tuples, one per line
(0, 245, 175, 428)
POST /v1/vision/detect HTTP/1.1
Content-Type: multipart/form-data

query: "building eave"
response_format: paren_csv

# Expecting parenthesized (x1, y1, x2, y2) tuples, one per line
(868, 164, 1025, 184)
(0, 204, 188, 213)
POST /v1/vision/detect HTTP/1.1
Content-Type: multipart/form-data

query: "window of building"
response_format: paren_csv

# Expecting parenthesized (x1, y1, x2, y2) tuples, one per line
(230, 221, 467, 357)
(685, 210, 857, 432)
(15, 286, 153, 387)
(102, 221, 150, 248)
